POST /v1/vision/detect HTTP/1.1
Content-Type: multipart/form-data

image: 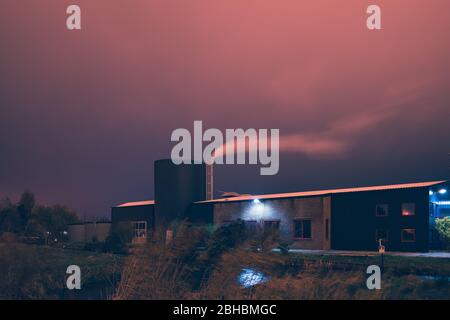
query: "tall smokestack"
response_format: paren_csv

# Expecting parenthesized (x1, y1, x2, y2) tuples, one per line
(206, 163, 213, 200)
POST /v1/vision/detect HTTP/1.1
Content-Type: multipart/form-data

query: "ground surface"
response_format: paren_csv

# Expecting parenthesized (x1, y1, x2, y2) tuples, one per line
(1, 243, 449, 299)
(0, 243, 124, 299)
(278, 249, 450, 258)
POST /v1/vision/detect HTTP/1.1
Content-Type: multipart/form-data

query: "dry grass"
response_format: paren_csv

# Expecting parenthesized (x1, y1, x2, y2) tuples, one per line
(113, 223, 450, 300)
(114, 223, 207, 299)
(0, 243, 123, 299)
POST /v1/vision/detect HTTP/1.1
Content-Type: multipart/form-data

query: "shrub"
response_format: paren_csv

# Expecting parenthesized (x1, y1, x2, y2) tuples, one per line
(112, 222, 134, 244)
(435, 217, 450, 249)
(84, 241, 104, 252)
(278, 242, 290, 254)
(204, 221, 246, 259)
(0, 244, 48, 299)
(0, 232, 18, 243)
(104, 232, 128, 254)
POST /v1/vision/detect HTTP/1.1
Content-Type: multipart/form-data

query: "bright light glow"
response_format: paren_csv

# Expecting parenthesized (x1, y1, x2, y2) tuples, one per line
(253, 203, 265, 213)
(429, 191, 434, 196)
(438, 189, 447, 194)
(434, 201, 450, 205)
(238, 268, 269, 288)
(250, 198, 265, 217)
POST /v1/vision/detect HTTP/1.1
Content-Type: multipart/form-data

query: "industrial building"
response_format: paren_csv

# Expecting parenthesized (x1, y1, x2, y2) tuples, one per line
(67, 221, 111, 243)
(111, 159, 212, 243)
(112, 159, 449, 252)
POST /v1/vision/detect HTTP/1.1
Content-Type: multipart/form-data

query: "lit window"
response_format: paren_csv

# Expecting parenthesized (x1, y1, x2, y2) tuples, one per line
(132, 221, 147, 239)
(402, 203, 415, 216)
(375, 229, 389, 242)
(375, 204, 389, 217)
(294, 219, 312, 240)
(401, 229, 416, 242)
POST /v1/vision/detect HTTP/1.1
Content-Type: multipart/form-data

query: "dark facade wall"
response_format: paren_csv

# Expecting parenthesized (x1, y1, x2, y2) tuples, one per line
(68, 224, 85, 242)
(154, 159, 207, 227)
(323, 197, 332, 250)
(331, 188, 429, 252)
(111, 204, 155, 232)
(68, 223, 111, 242)
(212, 196, 329, 249)
(188, 203, 214, 224)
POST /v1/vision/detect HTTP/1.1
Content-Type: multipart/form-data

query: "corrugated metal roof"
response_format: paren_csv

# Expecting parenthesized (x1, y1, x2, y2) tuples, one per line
(195, 180, 447, 204)
(116, 200, 155, 207)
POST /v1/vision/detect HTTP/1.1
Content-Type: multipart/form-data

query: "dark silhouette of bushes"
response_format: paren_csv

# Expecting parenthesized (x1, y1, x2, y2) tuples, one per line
(0, 190, 79, 243)
(103, 232, 128, 254)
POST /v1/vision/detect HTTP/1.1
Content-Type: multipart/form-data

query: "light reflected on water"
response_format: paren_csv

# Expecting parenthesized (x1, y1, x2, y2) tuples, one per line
(238, 268, 269, 288)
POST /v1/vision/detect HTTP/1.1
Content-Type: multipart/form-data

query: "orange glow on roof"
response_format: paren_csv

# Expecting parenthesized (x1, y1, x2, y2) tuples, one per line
(116, 200, 155, 207)
(196, 180, 447, 204)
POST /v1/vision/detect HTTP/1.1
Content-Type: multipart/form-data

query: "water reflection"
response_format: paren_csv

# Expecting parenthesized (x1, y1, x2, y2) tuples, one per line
(238, 268, 269, 288)
(417, 275, 450, 282)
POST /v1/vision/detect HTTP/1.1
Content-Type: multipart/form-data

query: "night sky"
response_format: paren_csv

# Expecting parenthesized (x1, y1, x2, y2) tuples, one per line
(1, 1, 449, 218)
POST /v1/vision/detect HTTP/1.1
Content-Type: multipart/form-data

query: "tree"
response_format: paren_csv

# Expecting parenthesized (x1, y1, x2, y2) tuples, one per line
(112, 222, 134, 244)
(17, 190, 36, 230)
(205, 220, 246, 258)
(33, 205, 79, 236)
(0, 191, 80, 239)
(0, 198, 21, 233)
(103, 232, 128, 254)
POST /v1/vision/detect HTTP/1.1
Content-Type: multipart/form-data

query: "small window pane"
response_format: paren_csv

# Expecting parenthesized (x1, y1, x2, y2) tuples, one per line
(294, 219, 312, 239)
(132, 221, 147, 238)
(303, 220, 312, 239)
(376, 204, 389, 217)
(294, 221, 302, 238)
(401, 229, 415, 242)
(402, 203, 415, 216)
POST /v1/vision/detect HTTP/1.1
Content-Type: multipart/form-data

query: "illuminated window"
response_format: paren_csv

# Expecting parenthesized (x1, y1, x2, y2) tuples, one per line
(294, 219, 312, 240)
(375, 229, 389, 242)
(132, 221, 147, 239)
(402, 203, 415, 216)
(401, 229, 416, 242)
(375, 204, 389, 217)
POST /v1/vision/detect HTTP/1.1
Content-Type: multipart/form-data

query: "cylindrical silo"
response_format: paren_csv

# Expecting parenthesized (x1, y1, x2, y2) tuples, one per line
(154, 159, 212, 228)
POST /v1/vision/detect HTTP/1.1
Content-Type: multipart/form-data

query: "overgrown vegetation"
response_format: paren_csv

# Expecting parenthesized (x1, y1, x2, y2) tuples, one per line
(0, 190, 79, 242)
(0, 243, 123, 299)
(1, 217, 448, 300)
(435, 217, 450, 250)
(114, 221, 450, 300)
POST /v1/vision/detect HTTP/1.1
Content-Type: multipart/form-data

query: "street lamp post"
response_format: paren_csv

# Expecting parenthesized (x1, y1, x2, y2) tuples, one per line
(378, 238, 385, 272)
